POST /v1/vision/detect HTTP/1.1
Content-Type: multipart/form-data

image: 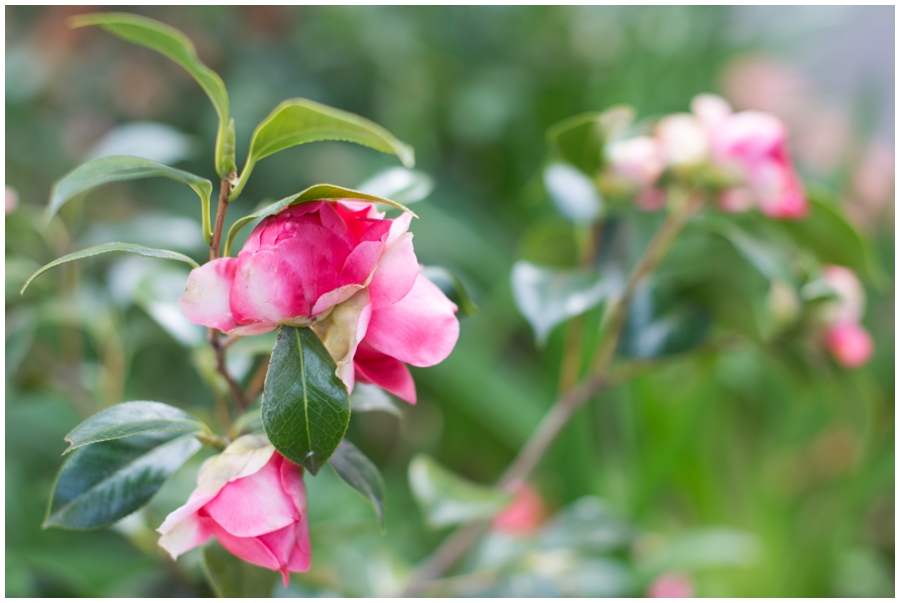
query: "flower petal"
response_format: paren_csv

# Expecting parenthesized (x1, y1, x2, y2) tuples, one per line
(368, 232, 418, 310)
(354, 346, 417, 404)
(364, 274, 459, 368)
(204, 454, 298, 537)
(178, 258, 238, 333)
(203, 517, 281, 572)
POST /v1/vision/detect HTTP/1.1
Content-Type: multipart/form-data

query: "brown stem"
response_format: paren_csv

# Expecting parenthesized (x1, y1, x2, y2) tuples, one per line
(210, 178, 231, 261)
(400, 188, 703, 597)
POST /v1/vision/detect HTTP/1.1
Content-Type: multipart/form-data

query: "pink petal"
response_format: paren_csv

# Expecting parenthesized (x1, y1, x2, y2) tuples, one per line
(203, 517, 281, 572)
(367, 233, 419, 310)
(355, 346, 417, 404)
(157, 489, 216, 559)
(231, 248, 311, 325)
(364, 274, 459, 368)
(339, 239, 387, 287)
(204, 455, 298, 537)
(285, 516, 312, 574)
(278, 454, 308, 516)
(825, 321, 874, 368)
(158, 489, 216, 535)
(178, 258, 238, 333)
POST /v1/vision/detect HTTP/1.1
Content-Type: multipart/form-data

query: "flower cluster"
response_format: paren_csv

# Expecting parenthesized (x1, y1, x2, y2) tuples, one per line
(179, 200, 459, 404)
(605, 94, 807, 219)
(819, 265, 874, 368)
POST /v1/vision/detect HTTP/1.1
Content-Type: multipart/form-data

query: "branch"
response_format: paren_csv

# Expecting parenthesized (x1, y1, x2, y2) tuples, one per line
(400, 188, 704, 596)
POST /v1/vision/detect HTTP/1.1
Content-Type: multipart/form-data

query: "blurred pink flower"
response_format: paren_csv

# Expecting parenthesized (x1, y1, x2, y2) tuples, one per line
(492, 482, 547, 534)
(647, 572, 695, 598)
(179, 200, 459, 403)
(5, 187, 18, 214)
(607, 136, 664, 187)
(825, 321, 874, 369)
(158, 435, 310, 586)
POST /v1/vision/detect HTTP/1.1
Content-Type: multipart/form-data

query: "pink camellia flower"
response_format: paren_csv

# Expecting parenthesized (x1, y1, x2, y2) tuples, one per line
(492, 482, 547, 535)
(824, 321, 874, 368)
(695, 94, 808, 220)
(157, 435, 310, 586)
(655, 113, 709, 167)
(179, 200, 459, 403)
(647, 572, 695, 598)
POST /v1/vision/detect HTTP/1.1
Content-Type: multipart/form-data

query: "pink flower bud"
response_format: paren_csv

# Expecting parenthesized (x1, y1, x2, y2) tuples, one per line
(492, 483, 547, 534)
(607, 136, 664, 187)
(821, 265, 866, 324)
(5, 186, 18, 214)
(157, 435, 310, 586)
(179, 201, 459, 404)
(655, 114, 709, 167)
(707, 109, 807, 220)
(825, 321, 874, 368)
(647, 572, 695, 598)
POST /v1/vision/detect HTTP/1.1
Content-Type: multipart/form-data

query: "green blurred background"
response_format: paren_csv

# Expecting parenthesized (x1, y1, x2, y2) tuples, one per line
(5, 6, 894, 597)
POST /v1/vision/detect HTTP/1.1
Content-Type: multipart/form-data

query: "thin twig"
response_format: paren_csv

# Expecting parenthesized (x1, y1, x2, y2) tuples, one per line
(400, 188, 703, 597)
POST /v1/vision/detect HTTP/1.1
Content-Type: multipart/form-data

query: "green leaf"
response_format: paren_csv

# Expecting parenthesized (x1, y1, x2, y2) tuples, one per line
(224, 183, 415, 256)
(420, 265, 479, 317)
(201, 539, 278, 597)
(511, 261, 623, 345)
(328, 439, 387, 531)
(69, 13, 231, 178)
(349, 383, 403, 417)
(231, 98, 414, 199)
(21, 242, 199, 295)
(408, 454, 513, 529)
(619, 281, 711, 360)
(779, 191, 887, 288)
(45, 155, 214, 243)
(262, 326, 350, 475)
(546, 106, 633, 176)
(356, 167, 434, 205)
(63, 401, 209, 454)
(44, 433, 202, 530)
(543, 161, 603, 223)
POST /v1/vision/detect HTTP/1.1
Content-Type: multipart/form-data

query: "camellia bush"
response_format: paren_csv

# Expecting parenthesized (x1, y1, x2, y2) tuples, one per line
(19, 12, 884, 598)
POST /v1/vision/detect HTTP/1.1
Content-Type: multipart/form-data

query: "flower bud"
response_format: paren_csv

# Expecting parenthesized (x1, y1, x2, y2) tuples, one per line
(157, 435, 310, 586)
(825, 321, 874, 369)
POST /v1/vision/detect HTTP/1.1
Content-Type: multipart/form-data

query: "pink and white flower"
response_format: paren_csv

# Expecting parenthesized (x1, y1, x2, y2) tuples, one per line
(819, 265, 873, 368)
(157, 435, 310, 586)
(179, 200, 459, 403)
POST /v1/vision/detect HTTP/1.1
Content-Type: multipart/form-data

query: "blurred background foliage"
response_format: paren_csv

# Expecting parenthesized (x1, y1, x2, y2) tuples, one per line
(5, 5, 894, 597)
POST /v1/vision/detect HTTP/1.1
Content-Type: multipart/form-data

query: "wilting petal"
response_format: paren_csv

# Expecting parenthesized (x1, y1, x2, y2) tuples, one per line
(364, 274, 459, 368)
(179, 258, 238, 333)
(354, 346, 417, 404)
(204, 454, 298, 537)
(313, 289, 372, 391)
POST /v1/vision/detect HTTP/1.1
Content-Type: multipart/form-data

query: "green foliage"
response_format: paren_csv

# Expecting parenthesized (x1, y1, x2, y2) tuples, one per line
(201, 540, 278, 597)
(356, 167, 434, 205)
(408, 454, 512, 529)
(329, 439, 387, 530)
(543, 161, 603, 223)
(63, 401, 209, 453)
(45, 433, 202, 530)
(69, 12, 232, 178)
(262, 326, 351, 475)
(232, 98, 415, 199)
(349, 383, 403, 417)
(20, 242, 199, 295)
(511, 260, 623, 344)
(45, 155, 214, 242)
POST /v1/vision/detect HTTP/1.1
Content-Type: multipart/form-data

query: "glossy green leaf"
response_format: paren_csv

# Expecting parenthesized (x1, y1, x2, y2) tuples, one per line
(779, 191, 886, 287)
(511, 261, 623, 345)
(69, 13, 231, 178)
(408, 454, 513, 529)
(546, 106, 633, 176)
(349, 383, 403, 417)
(44, 433, 202, 530)
(543, 161, 603, 223)
(63, 401, 209, 454)
(262, 326, 350, 475)
(231, 98, 414, 199)
(329, 439, 387, 531)
(356, 167, 434, 205)
(420, 265, 479, 317)
(224, 184, 414, 256)
(201, 539, 278, 597)
(620, 282, 711, 359)
(21, 242, 199, 295)
(45, 155, 214, 242)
